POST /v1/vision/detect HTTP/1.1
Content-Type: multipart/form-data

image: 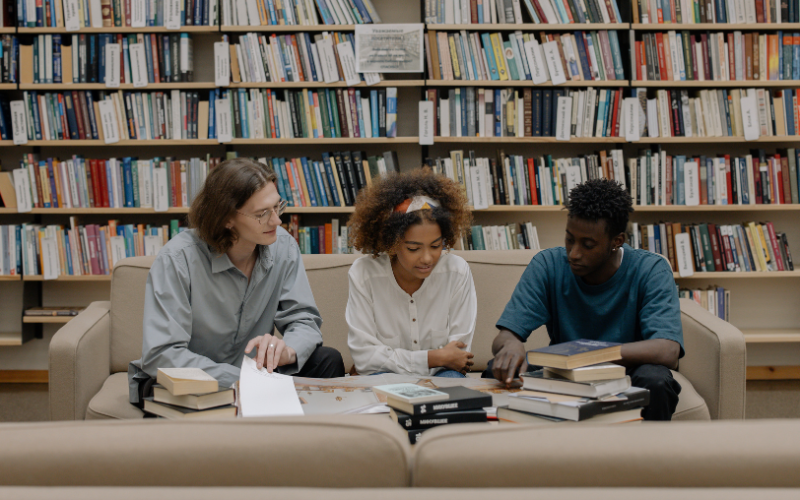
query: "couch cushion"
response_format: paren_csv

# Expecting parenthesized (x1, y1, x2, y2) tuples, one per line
(110, 256, 155, 373)
(0, 416, 410, 487)
(412, 419, 800, 487)
(85, 373, 144, 420)
(672, 371, 711, 421)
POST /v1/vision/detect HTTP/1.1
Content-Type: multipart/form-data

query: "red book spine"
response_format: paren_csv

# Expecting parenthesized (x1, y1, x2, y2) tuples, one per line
(170, 161, 179, 208)
(707, 223, 724, 271)
(725, 154, 733, 205)
(527, 158, 538, 205)
(90, 160, 103, 208)
(72, 91, 86, 139)
(150, 34, 161, 84)
(701, 35, 711, 83)
(753, 159, 763, 204)
(98, 159, 110, 207)
(348, 89, 360, 138)
(781, 156, 791, 204)
(665, 155, 673, 205)
(124, 0, 131, 26)
(611, 89, 622, 137)
(656, 33, 668, 82)
(720, 226, 735, 271)
(766, 222, 785, 270)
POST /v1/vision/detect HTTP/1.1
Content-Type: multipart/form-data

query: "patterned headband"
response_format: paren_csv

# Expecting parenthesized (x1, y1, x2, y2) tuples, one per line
(393, 196, 441, 214)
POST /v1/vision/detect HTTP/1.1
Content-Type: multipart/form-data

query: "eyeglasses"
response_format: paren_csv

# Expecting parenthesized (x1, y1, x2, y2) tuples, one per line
(237, 200, 288, 225)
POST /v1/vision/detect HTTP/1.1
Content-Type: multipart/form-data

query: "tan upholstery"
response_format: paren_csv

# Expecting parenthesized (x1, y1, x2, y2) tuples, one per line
(671, 371, 711, 420)
(110, 256, 155, 373)
(0, 416, 410, 487)
(85, 373, 144, 420)
(412, 419, 800, 488)
(2, 488, 800, 500)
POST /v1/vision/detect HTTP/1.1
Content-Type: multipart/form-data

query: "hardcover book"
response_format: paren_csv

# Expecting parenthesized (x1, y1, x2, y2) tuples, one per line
(526, 339, 622, 369)
(386, 386, 492, 416)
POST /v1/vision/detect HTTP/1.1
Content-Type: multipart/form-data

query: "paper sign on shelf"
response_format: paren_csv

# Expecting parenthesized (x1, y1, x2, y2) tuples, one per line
(542, 41, 566, 85)
(555, 96, 572, 141)
(153, 168, 169, 212)
(623, 97, 640, 142)
(110, 236, 127, 267)
(10, 100, 28, 145)
(214, 41, 231, 87)
(12, 169, 32, 213)
(99, 100, 120, 144)
(131, 0, 146, 27)
(63, 0, 81, 31)
(418, 100, 434, 145)
(42, 238, 59, 280)
(524, 40, 549, 84)
(674, 232, 695, 277)
(684, 161, 700, 206)
(165, 0, 182, 29)
(105, 43, 121, 87)
(216, 98, 232, 143)
(144, 236, 164, 257)
(336, 41, 362, 86)
(129, 43, 148, 88)
(741, 95, 760, 141)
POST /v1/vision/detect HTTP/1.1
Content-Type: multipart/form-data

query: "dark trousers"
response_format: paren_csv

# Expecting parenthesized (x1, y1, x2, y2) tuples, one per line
(481, 359, 681, 421)
(295, 345, 346, 378)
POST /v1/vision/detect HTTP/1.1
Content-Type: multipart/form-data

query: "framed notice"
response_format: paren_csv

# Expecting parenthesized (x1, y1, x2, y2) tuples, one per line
(354, 24, 424, 73)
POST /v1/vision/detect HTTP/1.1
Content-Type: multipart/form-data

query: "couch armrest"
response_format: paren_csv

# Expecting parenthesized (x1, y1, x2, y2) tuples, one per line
(678, 298, 746, 420)
(49, 302, 112, 421)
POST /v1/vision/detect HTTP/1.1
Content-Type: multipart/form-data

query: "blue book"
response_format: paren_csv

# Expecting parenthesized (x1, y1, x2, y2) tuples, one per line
(63, 230, 73, 275)
(573, 33, 592, 82)
(207, 89, 216, 139)
(271, 157, 288, 202)
(607, 31, 625, 80)
(238, 89, 249, 138)
(162, 35, 171, 81)
(351, 0, 371, 22)
(370, 90, 379, 138)
(29, 92, 42, 140)
(312, 161, 329, 207)
(105, 160, 114, 207)
(459, 89, 467, 136)
(654, 224, 662, 255)
(676, 156, 686, 205)
(47, 159, 58, 207)
(277, 158, 295, 206)
(739, 158, 750, 205)
(794, 33, 800, 81)
(303, 33, 318, 82)
(552, 0, 569, 22)
(526, 339, 622, 368)
(778, 32, 784, 81)
(481, 33, 499, 80)
(321, 153, 341, 206)
(122, 38, 131, 85)
(721, 90, 732, 136)
(123, 158, 134, 207)
(53, 35, 62, 83)
(494, 89, 502, 136)
(194, 0, 203, 25)
(98, 35, 107, 84)
(14, 225, 21, 274)
(310, 226, 319, 254)
(355, 90, 365, 138)
(784, 90, 795, 136)
(300, 157, 319, 207)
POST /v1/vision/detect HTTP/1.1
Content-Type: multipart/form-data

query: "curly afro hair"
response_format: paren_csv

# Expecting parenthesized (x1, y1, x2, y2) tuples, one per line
(566, 178, 634, 237)
(348, 169, 472, 257)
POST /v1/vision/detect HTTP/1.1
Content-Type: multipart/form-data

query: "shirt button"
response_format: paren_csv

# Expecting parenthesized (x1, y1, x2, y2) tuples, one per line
(413, 340, 418, 344)
(410, 300, 414, 303)
(412, 318, 416, 322)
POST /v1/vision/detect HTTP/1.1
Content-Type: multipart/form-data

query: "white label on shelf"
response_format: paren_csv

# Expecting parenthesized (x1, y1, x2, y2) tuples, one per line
(131, 0, 146, 27)
(144, 235, 164, 257)
(555, 96, 572, 141)
(214, 41, 231, 87)
(336, 41, 361, 87)
(565, 164, 582, 194)
(110, 236, 127, 267)
(741, 95, 760, 141)
(419, 100, 434, 146)
(12, 169, 32, 213)
(216, 98, 232, 143)
(674, 232, 695, 277)
(153, 168, 169, 212)
(166, 0, 182, 29)
(171, 90, 182, 140)
(42, 238, 59, 280)
(647, 99, 659, 138)
(320, 38, 340, 84)
(542, 41, 566, 85)
(10, 100, 28, 145)
(99, 100, 120, 144)
(89, 0, 103, 27)
(105, 43, 120, 88)
(129, 43, 148, 88)
(684, 161, 700, 206)
(63, 0, 81, 31)
(470, 163, 489, 210)
(363, 72, 381, 86)
(623, 97, 639, 142)
(524, 40, 548, 85)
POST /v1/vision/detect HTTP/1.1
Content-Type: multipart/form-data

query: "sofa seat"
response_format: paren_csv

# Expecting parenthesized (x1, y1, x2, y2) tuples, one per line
(671, 371, 710, 420)
(86, 373, 144, 420)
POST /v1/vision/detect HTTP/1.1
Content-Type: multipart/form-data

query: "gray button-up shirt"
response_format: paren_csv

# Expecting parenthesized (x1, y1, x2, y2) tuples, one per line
(128, 227, 322, 403)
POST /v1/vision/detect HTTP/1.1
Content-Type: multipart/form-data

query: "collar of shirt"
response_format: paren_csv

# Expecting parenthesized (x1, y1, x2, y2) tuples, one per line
(208, 243, 273, 275)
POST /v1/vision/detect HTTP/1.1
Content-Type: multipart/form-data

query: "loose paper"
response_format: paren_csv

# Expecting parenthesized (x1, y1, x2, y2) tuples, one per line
(131, 0, 146, 27)
(336, 41, 362, 86)
(623, 97, 639, 142)
(64, 0, 81, 31)
(741, 95, 760, 141)
(674, 232, 694, 277)
(12, 169, 32, 213)
(165, 0, 182, 29)
(524, 40, 548, 84)
(555, 96, 572, 141)
(10, 100, 28, 145)
(419, 100, 434, 145)
(239, 355, 304, 418)
(214, 42, 231, 87)
(110, 236, 127, 267)
(99, 100, 119, 144)
(144, 235, 163, 256)
(542, 41, 566, 85)
(42, 238, 59, 280)
(363, 72, 381, 86)
(684, 161, 699, 206)
(647, 99, 659, 138)
(321, 38, 339, 83)
(354, 24, 425, 73)
(105, 43, 120, 87)
(216, 98, 232, 143)
(153, 168, 169, 212)
(129, 43, 148, 88)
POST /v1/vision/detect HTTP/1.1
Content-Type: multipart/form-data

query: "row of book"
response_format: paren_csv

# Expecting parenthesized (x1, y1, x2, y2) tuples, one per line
(635, 31, 800, 82)
(209, 87, 397, 140)
(426, 30, 625, 82)
(142, 368, 236, 420)
(1, 35, 18, 83)
(630, 220, 794, 273)
(680, 286, 729, 321)
(638, 87, 800, 139)
(633, 0, 798, 24)
(285, 215, 353, 253)
(0, 219, 184, 277)
(220, 0, 381, 26)
(425, 87, 626, 138)
(424, 0, 624, 25)
(226, 31, 380, 85)
(629, 148, 800, 206)
(464, 221, 541, 250)
(15, 0, 218, 28)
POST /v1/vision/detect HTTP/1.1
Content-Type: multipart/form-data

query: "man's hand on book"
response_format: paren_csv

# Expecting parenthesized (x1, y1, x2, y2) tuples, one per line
(429, 341, 475, 374)
(245, 334, 297, 373)
(492, 329, 528, 387)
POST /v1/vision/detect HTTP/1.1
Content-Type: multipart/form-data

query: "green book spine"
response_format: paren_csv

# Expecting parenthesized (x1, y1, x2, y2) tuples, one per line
(170, 219, 179, 239)
(262, 91, 272, 138)
(788, 148, 798, 204)
(699, 223, 715, 271)
(131, 161, 140, 208)
(319, 88, 331, 138)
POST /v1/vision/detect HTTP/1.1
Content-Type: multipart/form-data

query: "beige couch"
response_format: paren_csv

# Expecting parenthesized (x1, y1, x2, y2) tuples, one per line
(49, 251, 746, 421)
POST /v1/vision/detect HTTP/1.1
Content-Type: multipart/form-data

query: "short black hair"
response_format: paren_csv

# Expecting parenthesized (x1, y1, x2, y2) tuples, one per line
(566, 179, 633, 237)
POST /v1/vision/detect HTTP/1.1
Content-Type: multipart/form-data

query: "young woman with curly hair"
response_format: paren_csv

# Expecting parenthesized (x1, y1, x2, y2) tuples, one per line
(345, 169, 477, 378)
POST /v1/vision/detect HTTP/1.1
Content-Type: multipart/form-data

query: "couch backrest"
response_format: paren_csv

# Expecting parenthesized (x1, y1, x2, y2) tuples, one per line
(110, 256, 155, 373)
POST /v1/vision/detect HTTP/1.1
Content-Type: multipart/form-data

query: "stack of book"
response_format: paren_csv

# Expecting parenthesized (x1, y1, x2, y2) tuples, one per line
(375, 383, 492, 444)
(1, 35, 18, 84)
(424, 0, 624, 25)
(465, 221, 540, 250)
(633, 0, 796, 24)
(501, 340, 649, 424)
(15, 0, 218, 27)
(220, 0, 381, 26)
(143, 368, 236, 420)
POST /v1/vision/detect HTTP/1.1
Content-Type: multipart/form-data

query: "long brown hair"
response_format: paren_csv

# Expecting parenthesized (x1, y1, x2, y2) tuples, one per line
(188, 158, 277, 254)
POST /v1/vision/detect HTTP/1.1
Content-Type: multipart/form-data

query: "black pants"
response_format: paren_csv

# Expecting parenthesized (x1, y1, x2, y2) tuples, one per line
(481, 359, 681, 421)
(295, 345, 346, 378)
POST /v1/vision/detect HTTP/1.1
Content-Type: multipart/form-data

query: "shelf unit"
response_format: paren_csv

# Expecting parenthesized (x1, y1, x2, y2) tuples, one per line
(426, 80, 626, 87)
(18, 26, 218, 33)
(673, 271, 800, 279)
(632, 81, 800, 88)
(631, 23, 800, 30)
(23, 317, 74, 324)
(429, 23, 629, 30)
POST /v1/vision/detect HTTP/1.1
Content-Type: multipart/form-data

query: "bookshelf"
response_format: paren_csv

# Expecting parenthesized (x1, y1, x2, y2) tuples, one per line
(632, 81, 800, 88)
(430, 23, 629, 30)
(631, 23, 800, 30)
(18, 26, 219, 34)
(23, 317, 73, 324)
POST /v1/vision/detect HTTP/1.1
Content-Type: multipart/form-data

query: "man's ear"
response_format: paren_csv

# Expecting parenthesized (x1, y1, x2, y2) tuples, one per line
(613, 232, 626, 248)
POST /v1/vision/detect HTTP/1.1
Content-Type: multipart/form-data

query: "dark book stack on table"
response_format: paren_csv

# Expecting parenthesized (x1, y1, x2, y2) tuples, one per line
(143, 368, 236, 420)
(374, 384, 492, 444)
(499, 340, 649, 425)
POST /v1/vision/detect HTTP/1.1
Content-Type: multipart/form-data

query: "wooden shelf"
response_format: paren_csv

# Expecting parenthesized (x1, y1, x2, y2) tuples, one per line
(0, 332, 22, 347)
(425, 80, 626, 87)
(0, 83, 16, 90)
(221, 25, 355, 32)
(0, 370, 49, 383)
(19, 26, 218, 34)
(23, 316, 74, 324)
(435, 136, 625, 143)
(0, 206, 355, 214)
(429, 23, 629, 31)
(0, 275, 21, 281)
(633, 80, 800, 88)
(673, 271, 800, 279)
(631, 23, 800, 30)
(743, 330, 800, 344)
(227, 80, 425, 88)
(633, 136, 800, 144)
(633, 204, 800, 211)
(228, 137, 420, 144)
(23, 139, 220, 146)
(20, 82, 217, 90)
(23, 275, 112, 281)
(0, 27, 15, 34)
(747, 366, 800, 380)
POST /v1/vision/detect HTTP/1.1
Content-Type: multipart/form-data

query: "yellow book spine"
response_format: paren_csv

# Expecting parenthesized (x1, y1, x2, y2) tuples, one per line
(756, 223, 771, 266)
(448, 35, 461, 80)
(302, 90, 314, 138)
(491, 33, 509, 81)
(746, 222, 767, 271)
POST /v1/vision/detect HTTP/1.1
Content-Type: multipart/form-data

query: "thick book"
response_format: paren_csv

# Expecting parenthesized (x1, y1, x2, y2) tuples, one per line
(390, 408, 487, 430)
(143, 397, 236, 420)
(373, 383, 449, 404)
(156, 367, 218, 396)
(508, 387, 650, 421)
(544, 362, 625, 382)
(526, 339, 622, 370)
(386, 386, 492, 416)
(497, 406, 643, 425)
(153, 385, 235, 411)
(521, 370, 631, 398)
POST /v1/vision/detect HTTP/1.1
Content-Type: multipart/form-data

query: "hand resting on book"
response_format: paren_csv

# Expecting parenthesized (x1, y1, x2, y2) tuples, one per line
(245, 333, 297, 373)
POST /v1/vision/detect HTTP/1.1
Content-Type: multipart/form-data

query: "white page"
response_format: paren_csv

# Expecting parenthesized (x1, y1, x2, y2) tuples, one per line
(105, 43, 120, 87)
(470, 163, 489, 210)
(674, 232, 694, 277)
(684, 161, 699, 206)
(647, 99, 659, 138)
(542, 41, 565, 85)
(63, 0, 81, 31)
(165, 0, 182, 29)
(336, 41, 361, 86)
(99, 100, 120, 144)
(10, 101, 28, 145)
(110, 236, 127, 267)
(524, 40, 548, 84)
(216, 98, 232, 142)
(555, 96, 572, 141)
(245, 0, 260, 25)
(144, 235, 163, 256)
(214, 42, 231, 87)
(13, 169, 32, 213)
(623, 97, 639, 142)
(131, 0, 146, 27)
(239, 355, 304, 418)
(418, 100, 434, 145)
(89, 0, 103, 27)
(565, 164, 582, 194)
(741, 94, 760, 141)
(42, 238, 59, 280)
(129, 44, 148, 87)
(153, 168, 169, 211)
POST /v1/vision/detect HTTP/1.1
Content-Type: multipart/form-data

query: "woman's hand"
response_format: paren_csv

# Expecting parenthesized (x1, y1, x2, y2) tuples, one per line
(244, 334, 297, 372)
(430, 341, 475, 374)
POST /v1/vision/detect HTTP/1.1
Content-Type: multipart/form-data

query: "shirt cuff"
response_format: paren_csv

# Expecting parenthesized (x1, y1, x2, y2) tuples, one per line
(281, 330, 321, 375)
(495, 320, 531, 342)
(414, 349, 430, 376)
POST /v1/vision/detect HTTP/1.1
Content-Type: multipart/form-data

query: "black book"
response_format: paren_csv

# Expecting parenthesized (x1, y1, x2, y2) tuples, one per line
(171, 35, 180, 82)
(407, 428, 425, 444)
(531, 89, 542, 137)
(386, 386, 493, 416)
(342, 151, 360, 200)
(781, 233, 794, 270)
(391, 408, 487, 430)
(489, 157, 500, 204)
(191, 92, 198, 139)
(378, 89, 386, 137)
(286, 91, 300, 138)
(494, 151, 506, 204)
(382, 150, 399, 173)
(551, 91, 564, 137)
(332, 151, 354, 206)
(231, 90, 242, 138)
(351, 150, 368, 191)
(508, 387, 649, 421)
(542, 89, 553, 137)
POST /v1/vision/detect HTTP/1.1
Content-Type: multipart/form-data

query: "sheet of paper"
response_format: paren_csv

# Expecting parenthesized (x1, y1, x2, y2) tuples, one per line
(42, 237, 59, 280)
(418, 100, 434, 145)
(10, 100, 28, 145)
(131, 0, 146, 27)
(741, 95, 760, 141)
(684, 161, 699, 206)
(144, 235, 163, 256)
(153, 167, 169, 212)
(89, 0, 103, 27)
(674, 232, 695, 277)
(470, 163, 489, 210)
(239, 355, 304, 418)
(110, 236, 126, 267)
(623, 97, 639, 142)
(13, 169, 32, 213)
(216, 98, 232, 143)
(129, 43, 148, 87)
(165, 0, 182, 29)
(555, 96, 572, 141)
(647, 99, 659, 138)
(214, 42, 230, 87)
(99, 100, 120, 144)
(524, 40, 548, 84)
(336, 41, 361, 86)
(105, 43, 120, 87)
(542, 41, 565, 85)
(64, 0, 81, 31)
(565, 164, 582, 193)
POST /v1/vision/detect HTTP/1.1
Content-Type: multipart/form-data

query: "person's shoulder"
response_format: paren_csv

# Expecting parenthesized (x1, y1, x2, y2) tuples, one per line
(349, 254, 390, 279)
(433, 252, 471, 276)
(531, 246, 567, 266)
(158, 229, 205, 259)
(627, 246, 673, 276)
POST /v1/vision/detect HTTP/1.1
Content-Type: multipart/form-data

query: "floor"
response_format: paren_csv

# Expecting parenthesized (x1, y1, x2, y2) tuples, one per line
(0, 384, 49, 422)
